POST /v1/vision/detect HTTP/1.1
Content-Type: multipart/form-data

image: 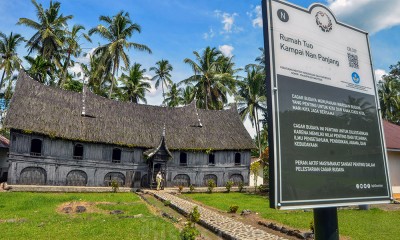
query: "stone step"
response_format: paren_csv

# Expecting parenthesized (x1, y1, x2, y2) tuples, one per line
(150, 191, 288, 240)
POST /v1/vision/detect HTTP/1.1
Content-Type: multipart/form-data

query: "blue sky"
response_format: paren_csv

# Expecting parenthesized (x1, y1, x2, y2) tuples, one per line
(0, 0, 399, 136)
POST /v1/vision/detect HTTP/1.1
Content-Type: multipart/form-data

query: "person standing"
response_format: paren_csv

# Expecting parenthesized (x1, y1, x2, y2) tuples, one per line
(156, 171, 163, 191)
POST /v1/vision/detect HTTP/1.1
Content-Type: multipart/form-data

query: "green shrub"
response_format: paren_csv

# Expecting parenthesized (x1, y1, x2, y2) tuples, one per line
(258, 185, 268, 193)
(110, 180, 119, 193)
(180, 224, 199, 240)
(189, 184, 195, 193)
(189, 206, 200, 224)
(207, 179, 216, 193)
(164, 200, 171, 206)
(225, 180, 233, 193)
(180, 206, 201, 240)
(229, 205, 239, 213)
(238, 181, 244, 192)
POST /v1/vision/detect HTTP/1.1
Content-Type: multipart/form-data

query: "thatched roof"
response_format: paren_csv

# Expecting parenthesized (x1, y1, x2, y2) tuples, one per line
(143, 126, 173, 158)
(5, 71, 255, 150)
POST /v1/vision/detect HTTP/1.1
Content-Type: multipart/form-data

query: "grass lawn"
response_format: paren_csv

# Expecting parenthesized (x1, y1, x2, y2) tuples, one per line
(184, 192, 400, 240)
(0, 192, 180, 240)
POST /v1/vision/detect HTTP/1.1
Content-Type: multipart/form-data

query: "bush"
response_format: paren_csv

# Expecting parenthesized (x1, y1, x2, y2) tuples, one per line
(229, 205, 239, 213)
(164, 200, 171, 206)
(110, 179, 119, 193)
(225, 180, 233, 193)
(180, 206, 201, 240)
(189, 184, 195, 193)
(238, 181, 244, 192)
(207, 179, 216, 193)
(180, 224, 200, 240)
(189, 206, 200, 224)
(258, 185, 268, 193)
(178, 185, 184, 193)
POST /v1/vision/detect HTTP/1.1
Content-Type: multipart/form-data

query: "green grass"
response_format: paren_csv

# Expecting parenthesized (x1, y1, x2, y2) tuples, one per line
(0, 192, 180, 240)
(184, 192, 400, 240)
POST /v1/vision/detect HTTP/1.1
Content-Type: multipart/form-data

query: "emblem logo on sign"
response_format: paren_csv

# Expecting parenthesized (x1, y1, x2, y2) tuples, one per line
(352, 72, 360, 84)
(315, 11, 332, 32)
(277, 9, 289, 22)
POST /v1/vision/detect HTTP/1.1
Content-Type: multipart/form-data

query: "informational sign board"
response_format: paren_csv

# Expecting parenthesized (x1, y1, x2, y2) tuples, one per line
(262, 0, 392, 209)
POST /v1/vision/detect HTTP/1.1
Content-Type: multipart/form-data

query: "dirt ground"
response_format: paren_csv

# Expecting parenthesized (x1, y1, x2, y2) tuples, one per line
(56, 201, 114, 215)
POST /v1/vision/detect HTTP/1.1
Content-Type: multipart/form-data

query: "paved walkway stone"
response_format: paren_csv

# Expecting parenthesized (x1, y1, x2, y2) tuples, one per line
(150, 191, 288, 240)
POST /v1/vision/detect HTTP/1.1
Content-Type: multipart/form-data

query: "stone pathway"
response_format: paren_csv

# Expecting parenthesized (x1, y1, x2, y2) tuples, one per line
(150, 191, 287, 240)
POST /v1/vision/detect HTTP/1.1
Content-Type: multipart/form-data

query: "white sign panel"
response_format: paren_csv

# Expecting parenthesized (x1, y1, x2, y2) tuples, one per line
(263, 0, 392, 209)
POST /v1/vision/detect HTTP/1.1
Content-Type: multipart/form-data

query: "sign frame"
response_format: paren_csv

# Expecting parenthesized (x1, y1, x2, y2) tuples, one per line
(262, 0, 392, 210)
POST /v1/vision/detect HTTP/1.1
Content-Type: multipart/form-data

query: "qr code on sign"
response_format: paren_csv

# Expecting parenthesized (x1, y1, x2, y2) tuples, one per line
(347, 53, 359, 69)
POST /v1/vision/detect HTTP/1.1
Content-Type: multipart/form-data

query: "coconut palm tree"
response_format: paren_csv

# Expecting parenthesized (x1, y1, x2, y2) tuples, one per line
(255, 47, 265, 69)
(0, 32, 25, 90)
(80, 54, 112, 97)
(59, 24, 91, 88)
(181, 46, 236, 110)
(378, 75, 400, 123)
(236, 66, 267, 156)
(150, 59, 173, 101)
(24, 55, 55, 84)
(119, 63, 151, 103)
(181, 85, 195, 105)
(89, 11, 152, 99)
(163, 83, 183, 107)
(17, 0, 72, 61)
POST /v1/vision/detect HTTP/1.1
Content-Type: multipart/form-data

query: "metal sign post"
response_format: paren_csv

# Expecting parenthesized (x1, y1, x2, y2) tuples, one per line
(314, 207, 339, 240)
(262, 0, 391, 237)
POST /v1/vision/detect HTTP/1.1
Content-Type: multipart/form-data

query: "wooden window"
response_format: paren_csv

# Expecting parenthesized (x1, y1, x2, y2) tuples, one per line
(73, 144, 84, 160)
(30, 139, 42, 156)
(229, 174, 244, 186)
(112, 148, 121, 163)
(203, 174, 217, 187)
(173, 174, 191, 187)
(104, 172, 125, 186)
(66, 170, 87, 186)
(234, 153, 241, 166)
(180, 152, 187, 166)
(208, 154, 215, 165)
(19, 167, 46, 185)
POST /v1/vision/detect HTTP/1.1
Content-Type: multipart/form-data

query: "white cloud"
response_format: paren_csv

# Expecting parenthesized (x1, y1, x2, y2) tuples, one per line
(375, 69, 387, 82)
(328, 0, 400, 34)
(219, 45, 234, 57)
(75, 47, 96, 65)
(251, 5, 263, 28)
(143, 74, 160, 97)
(203, 28, 215, 40)
(214, 10, 242, 34)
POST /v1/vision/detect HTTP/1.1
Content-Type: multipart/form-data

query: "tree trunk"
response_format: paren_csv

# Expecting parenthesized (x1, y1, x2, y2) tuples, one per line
(0, 70, 5, 92)
(162, 80, 165, 103)
(59, 52, 71, 88)
(205, 81, 211, 110)
(204, 80, 208, 110)
(108, 61, 117, 99)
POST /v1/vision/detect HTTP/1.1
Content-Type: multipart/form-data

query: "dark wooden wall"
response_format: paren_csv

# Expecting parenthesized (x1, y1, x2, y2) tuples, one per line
(8, 131, 251, 187)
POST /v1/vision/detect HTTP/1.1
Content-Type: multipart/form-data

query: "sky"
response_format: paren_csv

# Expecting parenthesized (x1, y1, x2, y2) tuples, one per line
(0, 0, 399, 137)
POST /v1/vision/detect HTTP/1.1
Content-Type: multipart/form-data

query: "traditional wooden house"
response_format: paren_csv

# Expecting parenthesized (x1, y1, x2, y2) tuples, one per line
(4, 71, 255, 188)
